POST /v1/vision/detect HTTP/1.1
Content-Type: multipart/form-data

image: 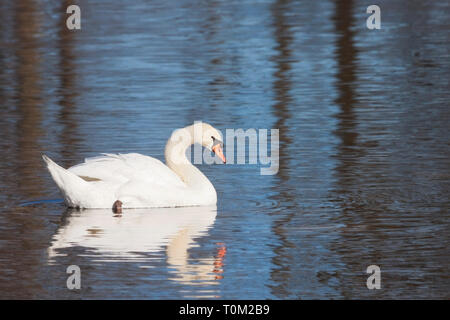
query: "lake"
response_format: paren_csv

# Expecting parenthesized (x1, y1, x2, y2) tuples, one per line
(0, 0, 448, 299)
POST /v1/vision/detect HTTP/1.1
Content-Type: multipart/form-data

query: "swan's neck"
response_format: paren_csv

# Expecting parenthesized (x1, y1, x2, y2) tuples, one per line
(164, 126, 215, 193)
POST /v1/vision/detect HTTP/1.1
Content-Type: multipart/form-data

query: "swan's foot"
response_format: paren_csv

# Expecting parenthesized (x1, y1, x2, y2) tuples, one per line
(112, 200, 122, 213)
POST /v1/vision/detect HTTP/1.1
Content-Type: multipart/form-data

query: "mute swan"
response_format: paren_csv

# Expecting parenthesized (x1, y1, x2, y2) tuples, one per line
(43, 122, 226, 209)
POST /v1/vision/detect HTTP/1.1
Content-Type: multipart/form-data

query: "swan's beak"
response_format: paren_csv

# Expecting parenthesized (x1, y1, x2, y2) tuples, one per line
(212, 144, 226, 163)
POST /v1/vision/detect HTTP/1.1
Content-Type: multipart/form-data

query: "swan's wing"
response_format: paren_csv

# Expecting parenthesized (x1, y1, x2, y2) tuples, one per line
(68, 153, 186, 188)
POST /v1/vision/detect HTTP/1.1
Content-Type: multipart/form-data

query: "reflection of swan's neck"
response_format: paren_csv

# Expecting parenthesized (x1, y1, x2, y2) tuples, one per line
(167, 227, 225, 287)
(164, 125, 214, 192)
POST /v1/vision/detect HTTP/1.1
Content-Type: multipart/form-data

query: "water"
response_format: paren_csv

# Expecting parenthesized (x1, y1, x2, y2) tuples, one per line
(0, 0, 449, 299)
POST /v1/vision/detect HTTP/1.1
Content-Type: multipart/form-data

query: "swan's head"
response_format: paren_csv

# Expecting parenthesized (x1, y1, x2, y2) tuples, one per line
(193, 122, 226, 163)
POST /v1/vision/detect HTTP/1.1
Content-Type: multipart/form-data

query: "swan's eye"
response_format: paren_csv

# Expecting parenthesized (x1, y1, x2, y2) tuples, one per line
(211, 136, 223, 147)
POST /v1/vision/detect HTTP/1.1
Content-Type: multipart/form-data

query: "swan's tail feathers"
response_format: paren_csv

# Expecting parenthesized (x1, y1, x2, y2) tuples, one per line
(42, 154, 88, 207)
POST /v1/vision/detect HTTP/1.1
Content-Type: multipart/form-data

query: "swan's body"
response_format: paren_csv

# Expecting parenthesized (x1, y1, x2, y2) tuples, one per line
(43, 122, 225, 209)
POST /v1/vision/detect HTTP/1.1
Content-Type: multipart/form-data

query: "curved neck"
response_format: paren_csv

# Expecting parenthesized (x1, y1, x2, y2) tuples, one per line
(164, 126, 213, 191)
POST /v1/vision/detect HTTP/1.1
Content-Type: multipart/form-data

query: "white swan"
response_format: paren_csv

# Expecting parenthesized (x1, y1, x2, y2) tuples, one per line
(43, 122, 226, 209)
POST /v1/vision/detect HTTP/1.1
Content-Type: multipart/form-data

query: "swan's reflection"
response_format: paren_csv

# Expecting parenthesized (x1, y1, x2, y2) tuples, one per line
(48, 206, 225, 288)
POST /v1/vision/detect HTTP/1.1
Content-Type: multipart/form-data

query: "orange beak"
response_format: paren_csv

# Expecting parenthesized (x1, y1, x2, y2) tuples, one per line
(212, 144, 226, 163)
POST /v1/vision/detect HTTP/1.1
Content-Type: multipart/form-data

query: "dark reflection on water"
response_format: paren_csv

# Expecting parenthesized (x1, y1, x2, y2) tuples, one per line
(57, 0, 82, 168)
(269, 0, 298, 298)
(0, 0, 449, 299)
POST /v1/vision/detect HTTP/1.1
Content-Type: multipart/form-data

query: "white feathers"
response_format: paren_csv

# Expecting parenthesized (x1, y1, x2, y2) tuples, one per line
(42, 123, 221, 208)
